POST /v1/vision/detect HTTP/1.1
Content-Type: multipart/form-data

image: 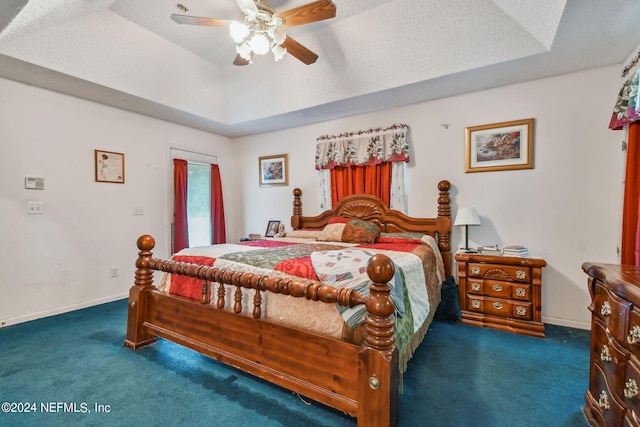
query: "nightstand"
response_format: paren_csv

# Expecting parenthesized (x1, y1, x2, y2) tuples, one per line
(455, 253, 547, 338)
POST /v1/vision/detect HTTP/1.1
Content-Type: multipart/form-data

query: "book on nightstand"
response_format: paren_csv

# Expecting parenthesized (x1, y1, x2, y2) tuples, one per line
(503, 245, 529, 257)
(479, 245, 502, 256)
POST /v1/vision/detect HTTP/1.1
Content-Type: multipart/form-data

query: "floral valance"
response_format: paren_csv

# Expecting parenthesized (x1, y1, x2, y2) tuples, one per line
(315, 124, 410, 170)
(610, 68, 640, 130)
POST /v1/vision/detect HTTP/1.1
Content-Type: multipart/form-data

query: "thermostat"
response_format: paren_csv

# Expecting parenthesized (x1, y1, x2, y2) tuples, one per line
(25, 177, 44, 190)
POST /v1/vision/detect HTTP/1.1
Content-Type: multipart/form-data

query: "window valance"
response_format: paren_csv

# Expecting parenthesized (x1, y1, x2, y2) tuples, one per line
(610, 56, 640, 130)
(315, 124, 410, 170)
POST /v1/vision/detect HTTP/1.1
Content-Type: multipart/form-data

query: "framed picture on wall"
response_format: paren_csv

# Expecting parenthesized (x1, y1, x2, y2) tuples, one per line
(465, 118, 535, 173)
(95, 150, 125, 183)
(259, 154, 288, 186)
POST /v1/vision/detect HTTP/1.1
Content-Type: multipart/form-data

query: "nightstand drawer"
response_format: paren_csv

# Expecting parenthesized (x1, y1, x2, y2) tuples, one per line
(466, 279, 531, 301)
(466, 296, 533, 320)
(467, 263, 531, 283)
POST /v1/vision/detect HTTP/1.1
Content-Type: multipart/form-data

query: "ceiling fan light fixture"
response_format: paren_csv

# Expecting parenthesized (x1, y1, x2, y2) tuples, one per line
(236, 41, 253, 60)
(229, 21, 250, 43)
(248, 33, 270, 55)
(268, 18, 286, 45)
(271, 44, 287, 61)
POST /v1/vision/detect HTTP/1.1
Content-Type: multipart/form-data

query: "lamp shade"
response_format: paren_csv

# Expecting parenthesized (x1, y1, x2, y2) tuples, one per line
(454, 207, 481, 226)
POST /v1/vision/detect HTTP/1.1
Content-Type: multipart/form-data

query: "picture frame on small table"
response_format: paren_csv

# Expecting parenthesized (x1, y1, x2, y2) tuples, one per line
(265, 220, 281, 237)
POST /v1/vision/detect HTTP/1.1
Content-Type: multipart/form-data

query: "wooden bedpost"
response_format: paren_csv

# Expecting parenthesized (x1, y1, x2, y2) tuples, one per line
(358, 254, 399, 427)
(124, 235, 158, 350)
(291, 187, 303, 229)
(436, 180, 452, 277)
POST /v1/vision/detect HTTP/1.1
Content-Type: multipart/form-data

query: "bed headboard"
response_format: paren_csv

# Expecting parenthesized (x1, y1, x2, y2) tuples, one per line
(290, 180, 452, 276)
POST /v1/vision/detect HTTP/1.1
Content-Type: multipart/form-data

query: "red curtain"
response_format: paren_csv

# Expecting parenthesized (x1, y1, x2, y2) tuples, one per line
(173, 159, 189, 253)
(622, 122, 640, 264)
(330, 163, 392, 207)
(210, 164, 227, 244)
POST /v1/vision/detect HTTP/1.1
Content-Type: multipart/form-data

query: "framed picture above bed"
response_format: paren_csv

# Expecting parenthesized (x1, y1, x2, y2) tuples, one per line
(465, 118, 534, 173)
(259, 154, 288, 186)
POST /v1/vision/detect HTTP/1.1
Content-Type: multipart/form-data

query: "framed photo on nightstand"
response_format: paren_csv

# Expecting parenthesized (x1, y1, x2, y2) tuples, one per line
(265, 220, 281, 237)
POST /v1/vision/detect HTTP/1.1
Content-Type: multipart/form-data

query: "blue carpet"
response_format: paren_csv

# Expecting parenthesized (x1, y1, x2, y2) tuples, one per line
(0, 299, 590, 426)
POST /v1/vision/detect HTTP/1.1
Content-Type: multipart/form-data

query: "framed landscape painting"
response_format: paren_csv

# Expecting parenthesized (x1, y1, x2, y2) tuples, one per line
(465, 118, 534, 173)
(259, 154, 288, 186)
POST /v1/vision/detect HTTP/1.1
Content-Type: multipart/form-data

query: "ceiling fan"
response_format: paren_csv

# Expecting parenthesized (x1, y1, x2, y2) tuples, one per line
(171, 0, 337, 66)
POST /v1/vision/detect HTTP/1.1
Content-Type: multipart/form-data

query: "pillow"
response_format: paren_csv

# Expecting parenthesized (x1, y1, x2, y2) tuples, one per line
(317, 223, 346, 242)
(284, 229, 322, 239)
(317, 218, 380, 243)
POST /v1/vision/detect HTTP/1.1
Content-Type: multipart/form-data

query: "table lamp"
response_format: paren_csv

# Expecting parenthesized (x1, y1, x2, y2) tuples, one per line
(454, 207, 481, 250)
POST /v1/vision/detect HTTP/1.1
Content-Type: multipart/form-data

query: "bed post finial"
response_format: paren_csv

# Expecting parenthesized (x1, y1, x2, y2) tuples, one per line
(291, 188, 303, 229)
(135, 235, 155, 287)
(437, 180, 451, 218)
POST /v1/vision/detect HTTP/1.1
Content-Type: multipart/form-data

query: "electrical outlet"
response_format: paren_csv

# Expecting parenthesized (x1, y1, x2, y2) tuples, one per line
(133, 206, 144, 216)
(111, 267, 119, 278)
(27, 201, 44, 214)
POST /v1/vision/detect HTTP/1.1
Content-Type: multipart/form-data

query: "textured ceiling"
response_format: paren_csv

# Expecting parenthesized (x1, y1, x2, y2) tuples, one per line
(1, 0, 639, 137)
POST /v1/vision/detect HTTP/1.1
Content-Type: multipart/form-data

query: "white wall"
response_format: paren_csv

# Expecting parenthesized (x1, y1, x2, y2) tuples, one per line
(0, 78, 241, 326)
(1, 65, 625, 329)
(236, 65, 624, 329)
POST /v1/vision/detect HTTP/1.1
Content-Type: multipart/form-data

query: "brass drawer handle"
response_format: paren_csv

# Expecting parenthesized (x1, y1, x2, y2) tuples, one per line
(598, 390, 611, 410)
(491, 284, 503, 292)
(471, 300, 481, 309)
(471, 282, 481, 292)
(625, 379, 639, 398)
(600, 345, 611, 362)
(516, 306, 527, 316)
(628, 326, 640, 344)
(516, 270, 526, 280)
(471, 266, 480, 275)
(515, 288, 526, 298)
(492, 302, 503, 310)
(601, 301, 612, 316)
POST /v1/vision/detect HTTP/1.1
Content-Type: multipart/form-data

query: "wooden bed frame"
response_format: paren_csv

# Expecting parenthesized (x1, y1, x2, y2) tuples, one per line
(124, 180, 451, 427)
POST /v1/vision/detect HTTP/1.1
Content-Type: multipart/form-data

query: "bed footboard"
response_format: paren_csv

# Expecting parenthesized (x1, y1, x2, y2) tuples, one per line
(124, 235, 399, 427)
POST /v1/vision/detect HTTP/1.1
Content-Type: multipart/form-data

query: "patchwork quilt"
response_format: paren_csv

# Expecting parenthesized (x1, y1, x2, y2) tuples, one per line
(157, 234, 444, 353)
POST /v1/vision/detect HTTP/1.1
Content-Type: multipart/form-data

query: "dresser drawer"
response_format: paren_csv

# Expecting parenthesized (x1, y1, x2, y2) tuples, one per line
(467, 263, 531, 283)
(593, 318, 629, 394)
(594, 281, 631, 343)
(466, 295, 532, 320)
(589, 360, 626, 426)
(627, 307, 640, 357)
(624, 411, 640, 427)
(466, 279, 531, 301)
(624, 355, 640, 418)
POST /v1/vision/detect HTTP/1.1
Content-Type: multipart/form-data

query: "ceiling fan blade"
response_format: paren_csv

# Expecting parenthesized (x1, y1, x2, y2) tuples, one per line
(282, 36, 318, 65)
(234, 0, 259, 14)
(233, 54, 251, 66)
(170, 14, 231, 27)
(277, 0, 336, 28)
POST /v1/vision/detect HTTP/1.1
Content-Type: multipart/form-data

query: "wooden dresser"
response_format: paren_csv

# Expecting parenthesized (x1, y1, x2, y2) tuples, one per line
(455, 253, 546, 338)
(583, 263, 640, 426)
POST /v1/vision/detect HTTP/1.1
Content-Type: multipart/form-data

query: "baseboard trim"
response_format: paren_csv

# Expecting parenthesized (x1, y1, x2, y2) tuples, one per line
(0, 293, 128, 327)
(542, 315, 590, 330)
